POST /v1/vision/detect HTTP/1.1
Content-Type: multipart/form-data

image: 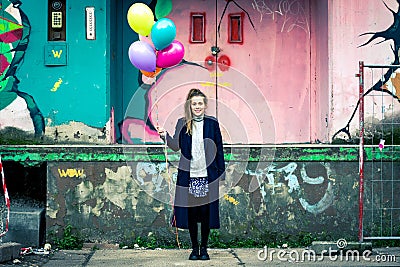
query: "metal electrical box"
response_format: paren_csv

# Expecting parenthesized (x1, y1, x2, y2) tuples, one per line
(48, 0, 66, 41)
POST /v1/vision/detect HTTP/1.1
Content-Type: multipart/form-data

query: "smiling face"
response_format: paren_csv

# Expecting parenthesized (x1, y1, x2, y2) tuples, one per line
(190, 95, 206, 117)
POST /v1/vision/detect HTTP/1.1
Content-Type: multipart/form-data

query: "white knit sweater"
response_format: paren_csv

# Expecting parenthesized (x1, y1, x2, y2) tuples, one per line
(190, 120, 207, 177)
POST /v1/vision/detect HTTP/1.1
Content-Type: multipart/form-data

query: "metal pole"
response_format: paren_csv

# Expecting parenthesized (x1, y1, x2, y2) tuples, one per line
(358, 61, 365, 242)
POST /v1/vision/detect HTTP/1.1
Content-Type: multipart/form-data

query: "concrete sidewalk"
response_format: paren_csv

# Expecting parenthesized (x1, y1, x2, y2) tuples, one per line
(40, 247, 400, 267)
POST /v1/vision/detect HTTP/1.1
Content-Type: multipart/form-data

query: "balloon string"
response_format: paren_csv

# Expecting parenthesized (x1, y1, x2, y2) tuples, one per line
(154, 70, 180, 248)
(164, 139, 180, 249)
(155, 74, 159, 125)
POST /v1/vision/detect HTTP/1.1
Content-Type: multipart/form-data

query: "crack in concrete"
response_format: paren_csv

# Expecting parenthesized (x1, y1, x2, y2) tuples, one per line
(82, 250, 95, 266)
(229, 248, 246, 266)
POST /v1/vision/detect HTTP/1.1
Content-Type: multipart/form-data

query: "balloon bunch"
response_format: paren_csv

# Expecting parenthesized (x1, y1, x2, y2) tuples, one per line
(127, 3, 185, 77)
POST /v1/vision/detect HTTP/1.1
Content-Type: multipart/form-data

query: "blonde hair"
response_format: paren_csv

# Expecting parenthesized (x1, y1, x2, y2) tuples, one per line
(184, 88, 208, 135)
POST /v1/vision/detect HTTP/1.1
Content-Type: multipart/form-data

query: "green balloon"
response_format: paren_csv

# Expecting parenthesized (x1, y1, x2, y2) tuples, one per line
(155, 0, 172, 19)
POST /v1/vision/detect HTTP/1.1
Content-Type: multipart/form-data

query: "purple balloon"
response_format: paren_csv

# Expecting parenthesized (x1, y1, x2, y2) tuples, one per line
(156, 40, 185, 68)
(128, 41, 156, 72)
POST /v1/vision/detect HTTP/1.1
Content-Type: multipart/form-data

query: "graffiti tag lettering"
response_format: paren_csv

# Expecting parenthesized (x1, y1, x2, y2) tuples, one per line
(58, 168, 85, 178)
(51, 78, 63, 92)
(252, 0, 310, 35)
(52, 49, 63, 58)
(247, 162, 334, 214)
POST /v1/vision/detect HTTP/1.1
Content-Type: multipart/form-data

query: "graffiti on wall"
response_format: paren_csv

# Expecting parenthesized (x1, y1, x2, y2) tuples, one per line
(135, 161, 335, 215)
(252, 0, 310, 35)
(120, 62, 213, 144)
(333, 0, 400, 141)
(48, 161, 335, 226)
(48, 165, 140, 219)
(58, 168, 85, 178)
(245, 162, 335, 215)
(51, 78, 63, 92)
(0, 0, 44, 136)
(135, 162, 177, 193)
(51, 49, 62, 59)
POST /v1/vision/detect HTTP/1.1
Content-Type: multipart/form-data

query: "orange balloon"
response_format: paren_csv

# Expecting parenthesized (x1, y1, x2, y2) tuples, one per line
(140, 67, 162, 78)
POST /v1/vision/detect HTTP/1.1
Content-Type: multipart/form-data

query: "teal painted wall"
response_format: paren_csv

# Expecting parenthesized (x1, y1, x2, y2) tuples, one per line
(0, 0, 151, 143)
(18, 0, 109, 128)
(114, 0, 143, 142)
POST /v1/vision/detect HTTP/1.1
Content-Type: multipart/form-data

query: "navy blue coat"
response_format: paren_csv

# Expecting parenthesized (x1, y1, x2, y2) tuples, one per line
(165, 115, 225, 229)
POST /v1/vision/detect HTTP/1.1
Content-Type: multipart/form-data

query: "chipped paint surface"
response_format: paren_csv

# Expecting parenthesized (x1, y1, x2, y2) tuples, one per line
(0, 145, 398, 242)
(103, 166, 138, 210)
(45, 121, 110, 144)
(2, 146, 400, 165)
(41, 149, 400, 243)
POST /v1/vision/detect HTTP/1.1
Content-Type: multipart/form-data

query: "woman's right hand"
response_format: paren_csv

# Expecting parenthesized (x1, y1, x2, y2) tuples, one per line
(156, 126, 166, 138)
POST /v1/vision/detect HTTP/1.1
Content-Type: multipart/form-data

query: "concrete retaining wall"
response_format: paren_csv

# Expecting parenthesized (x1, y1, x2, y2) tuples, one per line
(1, 145, 398, 246)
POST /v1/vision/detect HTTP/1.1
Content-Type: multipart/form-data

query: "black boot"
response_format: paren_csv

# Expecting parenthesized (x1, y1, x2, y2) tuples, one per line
(189, 246, 199, 260)
(199, 246, 210, 260)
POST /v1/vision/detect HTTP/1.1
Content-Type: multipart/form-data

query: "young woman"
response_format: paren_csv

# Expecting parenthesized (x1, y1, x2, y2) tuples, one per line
(157, 88, 225, 261)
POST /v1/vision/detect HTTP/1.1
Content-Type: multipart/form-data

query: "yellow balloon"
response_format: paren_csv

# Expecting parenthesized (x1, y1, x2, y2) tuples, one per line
(127, 3, 154, 36)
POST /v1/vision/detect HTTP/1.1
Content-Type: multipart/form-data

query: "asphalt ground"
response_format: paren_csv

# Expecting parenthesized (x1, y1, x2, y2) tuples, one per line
(2, 247, 400, 267)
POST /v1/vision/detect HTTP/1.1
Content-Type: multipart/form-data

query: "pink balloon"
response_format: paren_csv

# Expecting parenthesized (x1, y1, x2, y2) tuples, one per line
(156, 40, 185, 68)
